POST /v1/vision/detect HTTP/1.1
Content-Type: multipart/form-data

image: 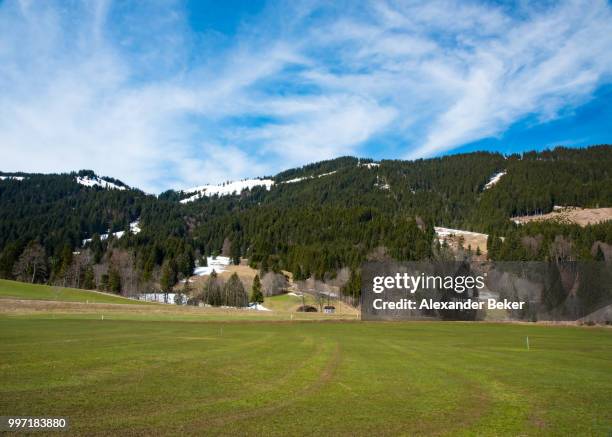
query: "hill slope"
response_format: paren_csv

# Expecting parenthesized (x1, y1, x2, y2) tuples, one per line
(0, 279, 151, 304)
(1, 145, 611, 296)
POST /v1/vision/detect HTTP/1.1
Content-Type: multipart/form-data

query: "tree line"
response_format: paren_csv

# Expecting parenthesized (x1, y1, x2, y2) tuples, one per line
(1, 145, 610, 300)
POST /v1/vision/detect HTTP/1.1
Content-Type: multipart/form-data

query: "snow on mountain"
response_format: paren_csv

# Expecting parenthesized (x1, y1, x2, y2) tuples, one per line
(434, 227, 485, 239)
(193, 256, 230, 276)
(283, 176, 308, 184)
(318, 171, 337, 178)
(76, 176, 127, 190)
(360, 162, 380, 168)
(0, 175, 25, 181)
(82, 220, 141, 245)
(282, 170, 337, 184)
(374, 174, 390, 190)
(180, 179, 274, 203)
(129, 221, 142, 234)
(484, 171, 506, 190)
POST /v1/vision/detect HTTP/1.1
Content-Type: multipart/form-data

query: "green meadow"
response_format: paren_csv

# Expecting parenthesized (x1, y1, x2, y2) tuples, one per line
(1, 311, 611, 436)
(1, 281, 611, 435)
(0, 279, 151, 305)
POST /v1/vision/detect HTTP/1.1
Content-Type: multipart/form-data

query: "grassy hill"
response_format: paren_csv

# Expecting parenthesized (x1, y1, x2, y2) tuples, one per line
(0, 314, 610, 435)
(0, 279, 151, 305)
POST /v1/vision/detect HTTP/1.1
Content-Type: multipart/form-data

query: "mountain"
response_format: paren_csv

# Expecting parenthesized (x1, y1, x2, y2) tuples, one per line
(1, 145, 611, 295)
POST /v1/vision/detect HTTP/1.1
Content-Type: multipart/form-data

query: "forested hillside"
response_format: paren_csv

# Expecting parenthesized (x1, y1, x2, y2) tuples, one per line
(1, 145, 610, 297)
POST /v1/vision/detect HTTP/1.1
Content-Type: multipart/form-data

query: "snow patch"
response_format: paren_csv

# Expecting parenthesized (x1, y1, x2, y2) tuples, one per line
(140, 293, 183, 305)
(434, 227, 488, 245)
(180, 179, 274, 203)
(129, 221, 141, 234)
(318, 171, 337, 178)
(434, 227, 485, 238)
(360, 162, 380, 168)
(484, 171, 506, 190)
(375, 175, 390, 190)
(193, 256, 230, 276)
(0, 175, 24, 181)
(76, 176, 126, 190)
(82, 220, 141, 245)
(284, 176, 308, 184)
(282, 170, 337, 184)
(249, 303, 271, 311)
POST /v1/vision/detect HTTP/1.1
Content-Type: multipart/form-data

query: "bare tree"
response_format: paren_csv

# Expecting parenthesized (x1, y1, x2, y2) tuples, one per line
(13, 242, 47, 283)
(261, 272, 288, 296)
(314, 292, 326, 312)
(110, 249, 138, 296)
(67, 250, 92, 289)
(550, 235, 574, 262)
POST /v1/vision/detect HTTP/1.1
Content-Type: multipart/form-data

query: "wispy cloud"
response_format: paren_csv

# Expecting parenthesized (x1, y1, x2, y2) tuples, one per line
(0, 0, 611, 192)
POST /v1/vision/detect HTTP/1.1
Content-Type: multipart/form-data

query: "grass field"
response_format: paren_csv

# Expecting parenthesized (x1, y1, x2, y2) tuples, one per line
(1, 311, 611, 436)
(0, 279, 151, 305)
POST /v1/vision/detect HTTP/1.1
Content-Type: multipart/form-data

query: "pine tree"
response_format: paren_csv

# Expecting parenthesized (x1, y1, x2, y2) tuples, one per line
(91, 234, 103, 264)
(108, 267, 121, 293)
(342, 269, 361, 301)
(160, 260, 177, 292)
(177, 251, 194, 279)
(82, 265, 95, 290)
(224, 273, 248, 307)
(59, 244, 73, 285)
(99, 273, 109, 291)
(201, 271, 223, 306)
(230, 240, 241, 265)
(250, 274, 264, 304)
(0, 242, 20, 279)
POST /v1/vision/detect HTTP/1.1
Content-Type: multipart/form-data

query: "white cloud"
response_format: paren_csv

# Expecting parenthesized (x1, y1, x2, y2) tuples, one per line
(0, 0, 611, 192)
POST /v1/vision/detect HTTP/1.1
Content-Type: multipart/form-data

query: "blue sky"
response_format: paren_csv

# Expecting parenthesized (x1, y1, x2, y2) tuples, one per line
(0, 0, 611, 192)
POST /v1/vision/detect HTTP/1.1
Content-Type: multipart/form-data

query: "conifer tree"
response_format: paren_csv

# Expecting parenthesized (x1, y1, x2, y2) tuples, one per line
(108, 267, 121, 293)
(82, 265, 95, 290)
(250, 274, 264, 304)
(59, 244, 73, 285)
(201, 270, 223, 306)
(224, 273, 248, 307)
(90, 234, 103, 264)
(0, 242, 20, 279)
(177, 251, 195, 279)
(99, 273, 109, 291)
(342, 269, 361, 300)
(160, 260, 177, 292)
(230, 240, 241, 265)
